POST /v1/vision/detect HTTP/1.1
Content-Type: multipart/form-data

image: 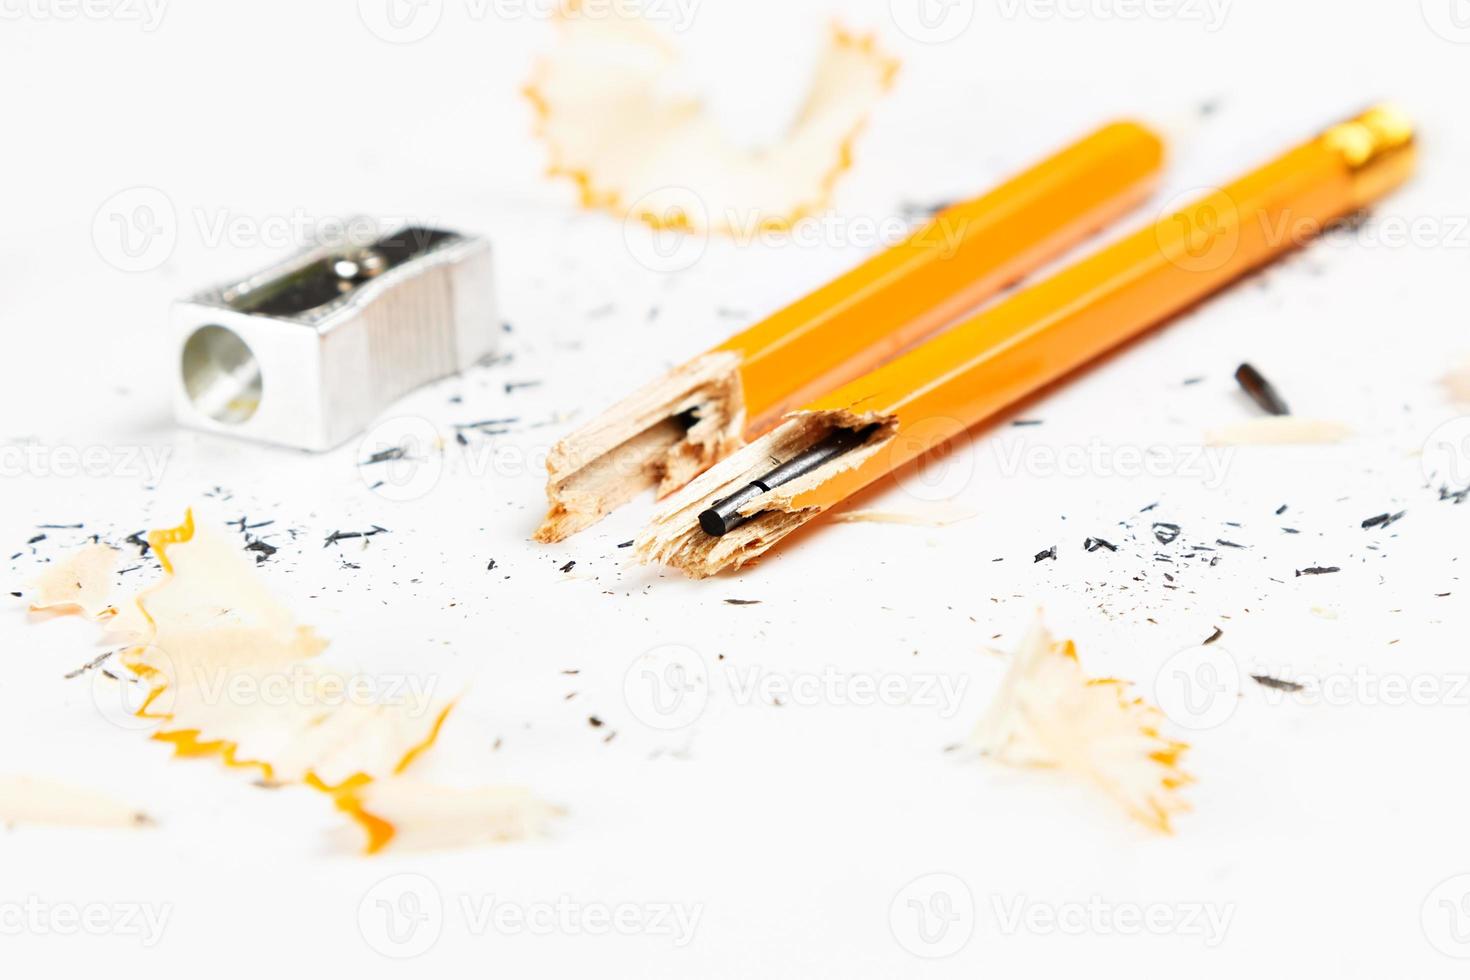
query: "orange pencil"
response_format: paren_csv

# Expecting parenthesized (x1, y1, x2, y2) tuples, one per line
(534, 121, 1165, 542)
(638, 106, 1416, 577)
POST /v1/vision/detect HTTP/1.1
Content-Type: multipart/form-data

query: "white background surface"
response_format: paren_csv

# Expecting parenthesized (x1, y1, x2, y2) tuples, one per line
(4, 0, 1470, 975)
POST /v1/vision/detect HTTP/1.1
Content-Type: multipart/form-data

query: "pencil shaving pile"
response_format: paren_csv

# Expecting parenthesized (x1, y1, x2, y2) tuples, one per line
(26, 512, 555, 854)
(971, 616, 1192, 833)
(525, 2, 898, 232)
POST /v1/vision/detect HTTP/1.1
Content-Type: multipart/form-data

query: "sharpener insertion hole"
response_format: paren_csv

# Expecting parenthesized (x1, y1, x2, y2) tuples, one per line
(182, 325, 263, 425)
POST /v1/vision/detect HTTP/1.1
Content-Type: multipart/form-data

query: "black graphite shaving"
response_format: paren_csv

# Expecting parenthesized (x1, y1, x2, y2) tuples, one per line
(244, 540, 278, 564)
(26, 533, 45, 545)
(1203, 627, 1224, 645)
(361, 446, 407, 465)
(898, 199, 953, 222)
(617, 540, 634, 549)
(1152, 523, 1182, 545)
(560, 561, 576, 573)
(724, 599, 762, 606)
(1251, 674, 1305, 693)
(455, 418, 520, 432)
(1216, 539, 1246, 549)
(1361, 511, 1406, 529)
(1234, 362, 1291, 416)
(63, 649, 114, 680)
(1296, 566, 1341, 577)
(1083, 537, 1118, 553)
(324, 526, 389, 548)
(504, 381, 542, 395)
(124, 531, 150, 556)
(1034, 546, 1058, 563)
(37, 523, 83, 530)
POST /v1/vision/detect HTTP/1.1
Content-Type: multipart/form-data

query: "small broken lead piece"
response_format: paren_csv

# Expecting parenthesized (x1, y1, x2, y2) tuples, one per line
(1234, 362, 1290, 416)
(698, 425, 879, 537)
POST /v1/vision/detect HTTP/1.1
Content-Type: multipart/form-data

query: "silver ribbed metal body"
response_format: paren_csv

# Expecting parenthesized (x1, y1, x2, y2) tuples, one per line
(171, 221, 497, 451)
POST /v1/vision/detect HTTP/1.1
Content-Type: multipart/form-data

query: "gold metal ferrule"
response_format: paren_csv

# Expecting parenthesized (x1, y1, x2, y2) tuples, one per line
(1321, 104, 1417, 209)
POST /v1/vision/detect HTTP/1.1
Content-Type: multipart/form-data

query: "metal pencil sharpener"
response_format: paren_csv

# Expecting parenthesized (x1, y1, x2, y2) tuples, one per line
(172, 222, 497, 451)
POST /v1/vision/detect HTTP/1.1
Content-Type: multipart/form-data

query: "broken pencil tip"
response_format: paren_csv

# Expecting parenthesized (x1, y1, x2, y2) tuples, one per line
(694, 424, 881, 538)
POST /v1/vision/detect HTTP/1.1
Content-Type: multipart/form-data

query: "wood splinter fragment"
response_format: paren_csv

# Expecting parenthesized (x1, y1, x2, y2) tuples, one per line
(635, 410, 897, 578)
(535, 353, 745, 544)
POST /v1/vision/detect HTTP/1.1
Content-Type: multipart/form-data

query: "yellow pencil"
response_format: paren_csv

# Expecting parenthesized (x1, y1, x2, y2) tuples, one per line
(637, 106, 1416, 577)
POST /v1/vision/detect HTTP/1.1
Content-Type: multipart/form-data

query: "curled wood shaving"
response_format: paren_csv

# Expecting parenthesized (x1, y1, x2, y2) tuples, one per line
(321, 778, 560, 854)
(28, 543, 120, 619)
(0, 775, 152, 829)
(970, 616, 1191, 833)
(1445, 361, 1470, 405)
(39, 513, 551, 853)
(1206, 417, 1352, 446)
(525, 3, 898, 232)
